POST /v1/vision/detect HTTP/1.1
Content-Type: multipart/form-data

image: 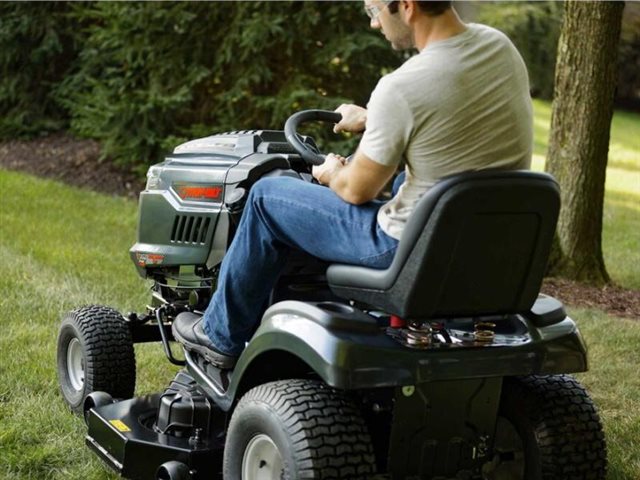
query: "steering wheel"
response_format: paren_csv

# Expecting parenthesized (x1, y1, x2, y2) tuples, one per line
(284, 110, 343, 165)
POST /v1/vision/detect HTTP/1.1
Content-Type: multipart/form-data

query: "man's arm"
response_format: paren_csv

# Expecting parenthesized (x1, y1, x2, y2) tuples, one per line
(312, 149, 397, 205)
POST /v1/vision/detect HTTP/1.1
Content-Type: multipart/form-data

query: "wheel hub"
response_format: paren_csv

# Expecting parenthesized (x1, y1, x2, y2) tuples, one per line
(66, 338, 85, 391)
(242, 433, 284, 480)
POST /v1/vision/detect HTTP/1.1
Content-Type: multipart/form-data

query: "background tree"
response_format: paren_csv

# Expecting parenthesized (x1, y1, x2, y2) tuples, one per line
(545, 1, 625, 285)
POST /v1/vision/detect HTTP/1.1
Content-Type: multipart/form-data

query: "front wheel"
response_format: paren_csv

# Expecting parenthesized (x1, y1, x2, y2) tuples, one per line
(483, 375, 607, 480)
(223, 379, 376, 479)
(57, 305, 136, 413)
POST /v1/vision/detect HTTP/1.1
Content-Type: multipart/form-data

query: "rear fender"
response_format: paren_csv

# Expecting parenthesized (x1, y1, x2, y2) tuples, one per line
(225, 301, 396, 407)
(211, 300, 588, 410)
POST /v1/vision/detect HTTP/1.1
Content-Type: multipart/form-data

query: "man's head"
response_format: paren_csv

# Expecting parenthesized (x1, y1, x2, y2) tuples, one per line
(364, 1, 454, 50)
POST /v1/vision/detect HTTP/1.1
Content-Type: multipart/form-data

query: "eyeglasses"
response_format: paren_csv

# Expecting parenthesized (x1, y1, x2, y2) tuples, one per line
(364, 0, 394, 20)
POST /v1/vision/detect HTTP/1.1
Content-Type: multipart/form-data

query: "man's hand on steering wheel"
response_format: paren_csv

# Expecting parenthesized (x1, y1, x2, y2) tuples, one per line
(333, 104, 367, 134)
(284, 109, 395, 204)
(312, 154, 347, 185)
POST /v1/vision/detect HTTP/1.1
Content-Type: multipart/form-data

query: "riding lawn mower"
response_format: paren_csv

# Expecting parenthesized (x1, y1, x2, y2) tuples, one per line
(56, 110, 607, 480)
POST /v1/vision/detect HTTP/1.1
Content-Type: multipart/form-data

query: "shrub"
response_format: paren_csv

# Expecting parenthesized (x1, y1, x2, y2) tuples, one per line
(0, 3, 78, 138)
(55, 2, 402, 170)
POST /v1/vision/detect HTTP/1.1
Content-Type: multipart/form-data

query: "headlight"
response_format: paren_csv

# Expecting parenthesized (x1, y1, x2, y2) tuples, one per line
(146, 167, 161, 190)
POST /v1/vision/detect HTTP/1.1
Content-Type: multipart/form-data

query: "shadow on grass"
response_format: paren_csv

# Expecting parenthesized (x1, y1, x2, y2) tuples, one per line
(605, 189, 640, 213)
(608, 158, 640, 173)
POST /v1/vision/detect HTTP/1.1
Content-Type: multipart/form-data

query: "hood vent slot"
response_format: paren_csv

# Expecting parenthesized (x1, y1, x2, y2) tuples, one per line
(171, 215, 210, 244)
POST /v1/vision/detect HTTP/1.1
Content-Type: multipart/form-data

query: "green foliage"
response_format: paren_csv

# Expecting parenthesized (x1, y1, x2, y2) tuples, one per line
(3, 1, 636, 170)
(476, 1, 563, 100)
(55, 3, 217, 170)
(54, 2, 401, 170)
(0, 2, 78, 137)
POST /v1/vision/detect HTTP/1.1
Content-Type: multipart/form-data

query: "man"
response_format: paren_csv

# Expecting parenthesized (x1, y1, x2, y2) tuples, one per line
(172, 1, 533, 368)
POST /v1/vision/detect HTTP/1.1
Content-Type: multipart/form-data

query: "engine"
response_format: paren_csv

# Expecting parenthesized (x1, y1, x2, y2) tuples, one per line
(129, 129, 315, 309)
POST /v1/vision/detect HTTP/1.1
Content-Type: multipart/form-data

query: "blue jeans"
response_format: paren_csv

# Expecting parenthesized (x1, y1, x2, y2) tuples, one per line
(202, 174, 403, 356)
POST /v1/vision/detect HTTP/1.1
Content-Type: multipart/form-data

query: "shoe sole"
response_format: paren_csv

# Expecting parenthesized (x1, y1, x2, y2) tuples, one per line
(172, 327, 237, 370)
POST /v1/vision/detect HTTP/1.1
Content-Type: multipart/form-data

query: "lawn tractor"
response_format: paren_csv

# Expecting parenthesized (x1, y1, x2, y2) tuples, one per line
(56, 110, 607, 480)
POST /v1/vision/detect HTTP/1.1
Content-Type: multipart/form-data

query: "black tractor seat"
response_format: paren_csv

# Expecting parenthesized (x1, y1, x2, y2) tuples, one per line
(327, 169, 561, 320)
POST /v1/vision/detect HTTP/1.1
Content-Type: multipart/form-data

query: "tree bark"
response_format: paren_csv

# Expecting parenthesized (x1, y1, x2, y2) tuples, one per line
(546, 1, 624, 286)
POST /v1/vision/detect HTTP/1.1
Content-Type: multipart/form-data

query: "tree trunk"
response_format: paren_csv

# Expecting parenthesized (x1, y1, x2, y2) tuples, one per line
(546, 1, 624, 286)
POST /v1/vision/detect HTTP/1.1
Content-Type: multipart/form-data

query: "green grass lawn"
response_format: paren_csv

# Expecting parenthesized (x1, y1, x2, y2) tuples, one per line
(0, 102, 638, 479)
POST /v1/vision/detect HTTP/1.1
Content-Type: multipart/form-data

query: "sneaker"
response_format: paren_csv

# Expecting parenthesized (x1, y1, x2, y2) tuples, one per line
(172, 312, 238, 369)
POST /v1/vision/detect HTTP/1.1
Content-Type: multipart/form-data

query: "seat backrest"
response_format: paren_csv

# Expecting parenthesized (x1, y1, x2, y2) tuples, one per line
(327, 170, 560, 319)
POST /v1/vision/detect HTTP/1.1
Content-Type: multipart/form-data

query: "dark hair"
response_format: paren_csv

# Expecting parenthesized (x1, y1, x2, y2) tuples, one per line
(417, 1, 452, 15)
(389, 1, 452, 17)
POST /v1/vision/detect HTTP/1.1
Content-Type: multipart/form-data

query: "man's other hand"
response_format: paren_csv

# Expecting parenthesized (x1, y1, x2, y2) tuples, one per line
(333, 104, 367, 134)
(312, 150, 396, 205)
(312, 154, 347, 185)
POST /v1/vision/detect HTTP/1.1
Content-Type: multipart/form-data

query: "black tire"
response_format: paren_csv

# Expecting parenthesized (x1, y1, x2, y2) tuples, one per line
(483, 375, 607, 480)
(57, 305, 136, 413)
(223, 379, 376, 479)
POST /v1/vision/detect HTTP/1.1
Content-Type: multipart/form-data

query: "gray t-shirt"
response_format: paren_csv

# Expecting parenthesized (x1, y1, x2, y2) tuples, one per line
(360, 23, 533, 240)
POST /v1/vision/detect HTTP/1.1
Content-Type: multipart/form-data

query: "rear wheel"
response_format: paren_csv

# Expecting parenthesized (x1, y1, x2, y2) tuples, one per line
(483, 375, 607, 480)
(224, 379, 376, 479)
(57, 305, 136, 413)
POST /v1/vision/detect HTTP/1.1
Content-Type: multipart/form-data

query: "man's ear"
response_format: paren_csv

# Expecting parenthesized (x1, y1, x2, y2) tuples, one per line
(400, 1, 416, 23)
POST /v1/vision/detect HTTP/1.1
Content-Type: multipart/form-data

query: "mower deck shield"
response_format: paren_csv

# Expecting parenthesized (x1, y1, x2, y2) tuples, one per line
(86, 394, 224, 480)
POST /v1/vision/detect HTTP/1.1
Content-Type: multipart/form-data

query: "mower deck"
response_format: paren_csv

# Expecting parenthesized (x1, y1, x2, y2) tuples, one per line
(86, 394, 224, 480)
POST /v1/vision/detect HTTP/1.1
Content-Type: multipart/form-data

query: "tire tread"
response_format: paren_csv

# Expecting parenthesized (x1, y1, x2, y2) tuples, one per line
(509, 374, 607, 480)
(60, 305, 136, 405)
(235, 379, 376, 479)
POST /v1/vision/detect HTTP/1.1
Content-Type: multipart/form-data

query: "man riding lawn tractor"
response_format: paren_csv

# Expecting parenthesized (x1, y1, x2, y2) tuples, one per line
(56, 2, 607, 479)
